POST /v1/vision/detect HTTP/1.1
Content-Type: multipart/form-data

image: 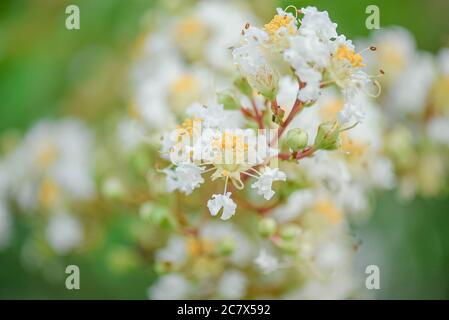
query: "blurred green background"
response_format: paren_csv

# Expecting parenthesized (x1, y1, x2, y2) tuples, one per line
(0, 0, 448, 299)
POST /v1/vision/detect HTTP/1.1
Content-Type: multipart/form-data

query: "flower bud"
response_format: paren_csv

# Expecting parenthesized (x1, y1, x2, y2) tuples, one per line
(314, 120, 340, 150)
(279, 241, 297, 255)
(233, 77, 253, 97)
(280, 224, 302, 241)
(258, 218, 277, 238)
(101, 177, 126, 200)
(139, 202, 173, 229)
(218, 236, 235, 256)
(217, 91, 240, 110)
(286, 128, 308, 152)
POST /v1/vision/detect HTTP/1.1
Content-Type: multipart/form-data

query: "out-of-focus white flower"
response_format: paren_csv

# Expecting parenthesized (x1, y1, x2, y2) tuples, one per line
(6, 119, 95, 211)
(207, 192, 237, 220)
(0, 202, 12, 249)
(163, 163, 205, 195)
(255, 249, 280, 274)
(148, 274, 190, 300)
(438, 48, 449, 76)
(200, 221, 254, 267)
(218, 270, 247, 299)
(155, 236, 187, 268)
(45, 213, 83, 254)
(251, 167, 286, 200)
(276, 76, 299, 113)
(272, 189, 316, 223)
(187, 102, 244, 130)
(386, 52, 435, 114)
(117, 118, 148, 153)
(338, 101, 365, 125)
(427, 117, 449, 146)
(361, 27, 416, 84)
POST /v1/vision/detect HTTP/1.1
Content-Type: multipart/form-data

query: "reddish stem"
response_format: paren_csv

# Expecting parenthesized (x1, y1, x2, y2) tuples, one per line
(271, 99, 304, 146)
(251, 98, 265, 129)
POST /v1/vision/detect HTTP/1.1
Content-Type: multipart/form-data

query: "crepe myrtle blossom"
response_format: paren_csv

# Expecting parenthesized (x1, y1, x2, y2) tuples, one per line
(161, 101, 282, 220)
(2, 119, 95, 211)
(159, 6, 380, 221)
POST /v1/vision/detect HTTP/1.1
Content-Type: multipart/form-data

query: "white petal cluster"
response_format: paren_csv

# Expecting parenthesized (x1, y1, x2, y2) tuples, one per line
(207, 192, 237, 221)
(251, 167, 286, 200)
(163, 163, 205, 195)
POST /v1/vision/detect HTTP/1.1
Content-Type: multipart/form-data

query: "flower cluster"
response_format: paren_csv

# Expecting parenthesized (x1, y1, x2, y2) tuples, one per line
(2, 0, 447, 300)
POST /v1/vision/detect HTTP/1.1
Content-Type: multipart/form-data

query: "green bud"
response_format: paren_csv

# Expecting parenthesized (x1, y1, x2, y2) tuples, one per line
(130, 152, 150, 174)
(217, 92, 240, 110)
(101, 177, 126, 200)
(154, 261, 175, 274)
(233, 77, 253, 97)
(314, 120, 341, 150)
(139, 202, 173, 229)
(287, 128, 308, 152)
(280, 224, 302, 241)
(279, 241, 298, 255)
(258, 218, 277, 238)
(218, 236, 235, 256)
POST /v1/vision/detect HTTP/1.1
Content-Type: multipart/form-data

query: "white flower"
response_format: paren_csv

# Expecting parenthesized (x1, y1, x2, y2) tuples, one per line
(300, 6, 338, 41)
(276, 76, 299, 113)
(46, 213, 83, 254)
(155, 236, 187, 267)
(218, 270, 247, 299)
(186, 102, 244, 129)
(272, 189, 316, 223)
(148, 274, 190, 300)
(207, 192, 237, 220)
(338, 101, 365, 125)
(0, 202, 12, 249)
(200, 221, 254, 267)
(232, 27, 279, 96)
(255, 249, 280, 274)
(386, 52, 435, 114)
(438, 48, 449, 75)
(117, 118, 147, 153)
(6, 119, 95, 210)
(163, 163, 204, 195)
(251, 167, 286, 200)
(427, 117, 449, 146)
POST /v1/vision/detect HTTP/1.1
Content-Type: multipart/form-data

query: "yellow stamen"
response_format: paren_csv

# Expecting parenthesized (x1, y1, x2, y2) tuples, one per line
(340, 133, 368, 157)
(38, 178, 59, 208)
(187, 238, 215, 257)
(264, 14, 295, 36)
(36, 145, 58, 168)
(320, 99, 344, 121)
(336, 45, 365, 68)
(314, 200, 342, 224)
(171, 75, 199, 95)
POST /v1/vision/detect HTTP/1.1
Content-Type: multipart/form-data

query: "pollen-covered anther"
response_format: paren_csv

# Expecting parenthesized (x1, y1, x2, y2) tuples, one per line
(264, 14, 295, 36)
(336, 45, 365, 68)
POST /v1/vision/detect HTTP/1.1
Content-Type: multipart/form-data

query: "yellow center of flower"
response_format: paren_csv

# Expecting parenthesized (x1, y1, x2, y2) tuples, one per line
(264, 14, 295, 36)
(336, 45, 365, 68)
(171, 75, 199, 95)
(175, 18, 205, 39)
(127, 102, 141, 120)
(36, 145, 58, 168)
(177, 118, 202, 137)
(314, 200, 342, 224)
(187, 237, 215, 257)
(212, 132, 249, 153)
(320, 99, 344, 121)
(38, 178, 59, 208)
(340, 133, 368, 157)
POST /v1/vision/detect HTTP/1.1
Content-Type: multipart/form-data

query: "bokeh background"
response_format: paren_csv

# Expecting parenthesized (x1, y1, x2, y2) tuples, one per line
(0, 0, 448, 299)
